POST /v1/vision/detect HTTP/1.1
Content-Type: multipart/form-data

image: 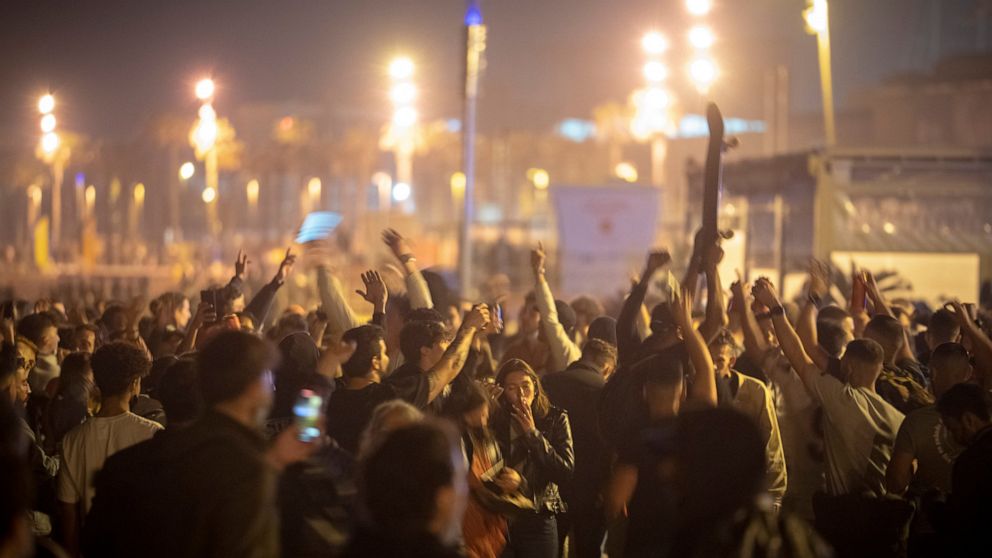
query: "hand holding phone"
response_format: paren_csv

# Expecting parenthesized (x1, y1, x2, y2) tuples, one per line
(293, 389, 323, 443)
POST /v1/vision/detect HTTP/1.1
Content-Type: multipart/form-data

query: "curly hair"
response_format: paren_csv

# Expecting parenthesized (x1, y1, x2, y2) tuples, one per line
(495, 358, 551, 419)
(91, 342, 152, 398)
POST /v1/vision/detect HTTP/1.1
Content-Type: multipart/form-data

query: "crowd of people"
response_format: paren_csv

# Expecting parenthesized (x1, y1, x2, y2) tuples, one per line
(1, 227, 991, 558)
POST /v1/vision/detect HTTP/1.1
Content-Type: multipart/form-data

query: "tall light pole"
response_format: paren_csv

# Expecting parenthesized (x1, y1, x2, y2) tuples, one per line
(459, 0, 486, 297)
(36, 93, 65, 257)
(631, 31, 675, 187)
(385, 56, 418, 213)
(192, 78, 220, 233)
(804, 0, 836, 146)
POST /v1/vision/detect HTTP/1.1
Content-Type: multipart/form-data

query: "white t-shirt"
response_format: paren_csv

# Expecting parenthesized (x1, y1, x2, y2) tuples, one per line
(808, 372, 904, 497)
(57, 412, 162, 515)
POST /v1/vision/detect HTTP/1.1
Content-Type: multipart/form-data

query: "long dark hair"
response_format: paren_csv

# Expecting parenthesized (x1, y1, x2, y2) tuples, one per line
(495, 358, 550, 420)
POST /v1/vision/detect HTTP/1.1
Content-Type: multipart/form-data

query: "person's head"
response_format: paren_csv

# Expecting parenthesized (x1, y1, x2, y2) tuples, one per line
(57, 352, 95, 397)
(816, 319, 852, 358)
(271, 332, 320, 420)
(10, 343, 33, 407)
(672, 408, 766, 522)
(359, 422, 466, 543)
(359, 399, 424, 458)
(639, 354, 685, 419)
(550, 300, 577, 340)
(342, 325, 389, 380)
(818, 305, 854, 338)
(400, 320, 450, 371)
(99, 304, 129, 337)
(72, 323, 102, 354)
(518, 292, 540, 335)
(443, 381, 491, 431)
(927, 309, 961, 351)
(580, 338, 618, 379)
(929, 342, 973, 399)
(938, 383, 992, 446)
(196, 330, 278, 425)
(650, 302, 678, 340)
(274, 313, 308, 339)
(157, 358, 203, 428)
(495, 359, 550, 419)
(707, 329, 740, 375)
(586, 315, 618, 347)
(839, 338, 885, 388)
(91, 342, 152, 402)
(16, 313, 58, 356)
(0, 344, 20, 407)
(159, 292, 191, 330)
(571, 296, 605, 335)
(863, 315, 905, 363)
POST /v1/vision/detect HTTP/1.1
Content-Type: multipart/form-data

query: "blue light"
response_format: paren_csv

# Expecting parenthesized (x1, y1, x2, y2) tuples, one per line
(465, 1, 483, 26)
(556, 118, 596, 142)
(675, 114, 766, 138)
(446, 118, 462, 133)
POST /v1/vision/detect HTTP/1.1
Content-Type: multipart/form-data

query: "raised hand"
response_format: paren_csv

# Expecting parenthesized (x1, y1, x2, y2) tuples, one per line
(531, 241, 547, 277)
(463, 303, 491, 331)
(274, 248, 297, 284)
(381, 228, 413, 261)
(752, 277, 782, 310)
(510, 400, 537, 434)
(730, 271, 749, 309)
(702, 240, 725, 270)
(808, 259, 830, 298)
(355, 270, 388, 310)
(645, 250, 672, 275)
(234, 249, 250, 281)
(190, 301, 216, 329)
(670, 286, 694, 332)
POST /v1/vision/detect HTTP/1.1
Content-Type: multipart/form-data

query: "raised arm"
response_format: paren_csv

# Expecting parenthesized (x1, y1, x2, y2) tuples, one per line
(950, 301, 992, 389)
(753, 278, 822, 390)
(177, 302, 213, 355)
(697, 242, 729, 344)
(382, 229, 433, 310)
(244, 248, 296, 330)
(732, 277, 768, 365)
(797, 260, 831, 370)
(682, 230, 705, 301)
(865, 270, 918, 364)
(531, 242, 581, 371)
(354, 270, 388, 324)
(426, 304, 490, 403)
(617, 251, 671, 364)
(673, 286, 717, 407)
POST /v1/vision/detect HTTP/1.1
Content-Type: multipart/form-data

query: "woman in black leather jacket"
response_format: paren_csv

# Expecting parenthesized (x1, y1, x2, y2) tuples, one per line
(491, 358, 574, 558)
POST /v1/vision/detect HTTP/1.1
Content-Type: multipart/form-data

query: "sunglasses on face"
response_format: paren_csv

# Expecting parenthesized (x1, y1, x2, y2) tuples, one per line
(16, 357, 35, 371)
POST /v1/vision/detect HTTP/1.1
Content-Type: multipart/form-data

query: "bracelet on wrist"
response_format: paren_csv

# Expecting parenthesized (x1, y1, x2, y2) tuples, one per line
(399, 254, 416, 264)
(808, 293, 822, 307)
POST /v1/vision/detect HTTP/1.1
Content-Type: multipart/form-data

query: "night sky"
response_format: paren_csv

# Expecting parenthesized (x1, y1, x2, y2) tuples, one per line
(0, 0, 982, 141)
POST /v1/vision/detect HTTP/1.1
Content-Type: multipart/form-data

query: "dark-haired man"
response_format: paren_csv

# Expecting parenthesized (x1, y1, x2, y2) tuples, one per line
(58, 342, 161, 554)
(385, 305, 489, 412)
(326, 325, 395, 454)
(864, 314, 934, 414)
(83, 330, 319, 558)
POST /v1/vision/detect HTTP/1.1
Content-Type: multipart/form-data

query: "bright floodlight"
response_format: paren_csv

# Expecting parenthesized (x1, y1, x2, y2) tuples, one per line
(133, 183, 146, 204)
(198, 104, 217, 121)
(803, 0, 828, 34)
(392, 181, 412, 202)
(179, 162, 195, 180)
(246, 179, 260, 203)
(389, 57, 415, 80)
(641, 32, 669, 55)
(615, 162, 639, 183)
(307, 177, 322, 198)
(195, 78, 215, 101)
(201, 186, 217, 204)
(38, 94, 55, 114)
(393, 106, 418, 128)
(643, 61, 669, 83)
(689, 57, 718, 92)
(41, 132, 60, 154)
(686, 0, 713, 16)
(390, 82, 418, 105)
(450, 171, 466, 195)
(688, 25, 715, 49)
(642, 87, 672, 110)
(40, 114, 57, 133)
(531, 168, 550, 190)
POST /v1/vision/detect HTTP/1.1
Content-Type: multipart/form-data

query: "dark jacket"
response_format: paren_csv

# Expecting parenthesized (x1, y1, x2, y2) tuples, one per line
(82, 410, 279, 558)
(341, 527, 462, 558)
(491, 403, 574, 514)
(942, 425, 992, 552)
(541, 361, 609, 510)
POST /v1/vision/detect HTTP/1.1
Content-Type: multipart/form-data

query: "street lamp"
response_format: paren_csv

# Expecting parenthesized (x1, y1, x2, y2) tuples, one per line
(631, 32, 678, 187)
(804, 0, 836, 146)
(191, 77, 220, 232)
(36, 93, 65, 256)
(179, 161, 195, 181)
(384, 56, 418, 212)
(685, 0, 712, 16)
(459, 0, 488, 298)
(688, 57, 719, 94)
